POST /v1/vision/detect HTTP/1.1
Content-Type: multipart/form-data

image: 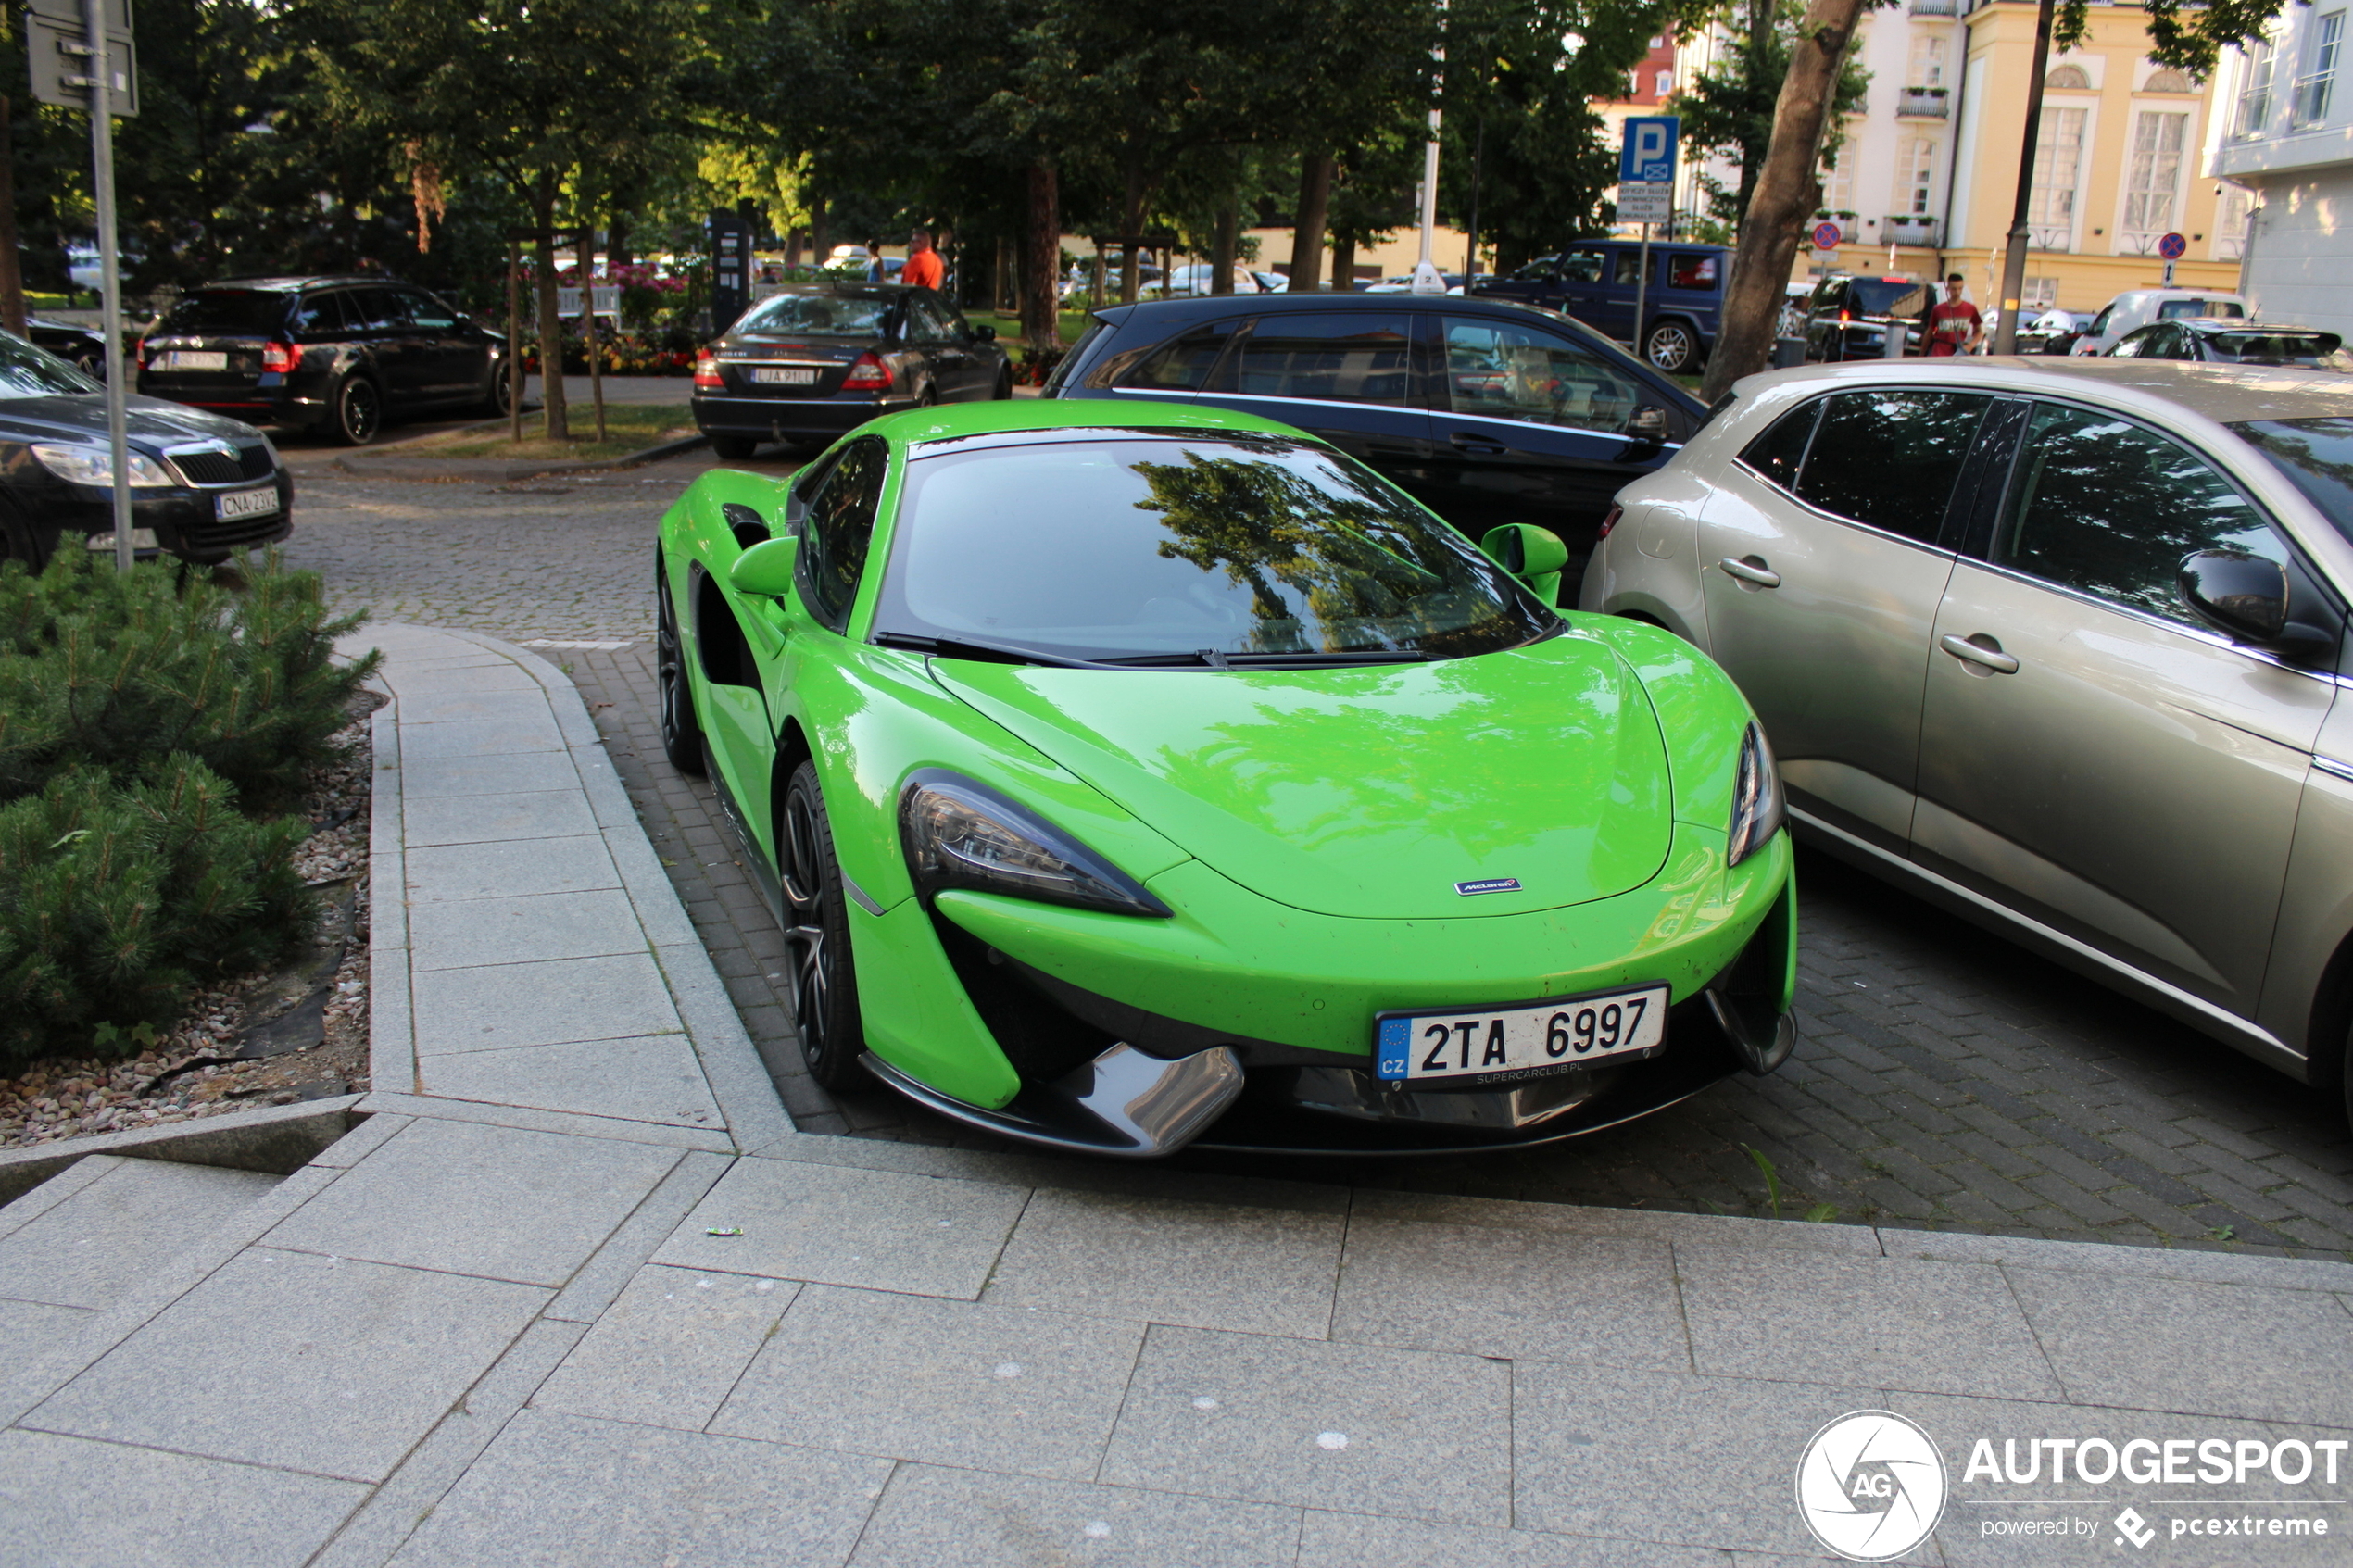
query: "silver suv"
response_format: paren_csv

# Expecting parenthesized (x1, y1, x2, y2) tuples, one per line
(1583, 359, 2353, 1113)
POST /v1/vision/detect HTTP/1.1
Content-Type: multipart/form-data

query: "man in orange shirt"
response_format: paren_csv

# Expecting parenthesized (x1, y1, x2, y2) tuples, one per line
(900, 228, 944, 292)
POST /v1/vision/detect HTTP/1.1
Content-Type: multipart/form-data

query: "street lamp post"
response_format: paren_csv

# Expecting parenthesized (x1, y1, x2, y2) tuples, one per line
(1993, 0, 2058, 355)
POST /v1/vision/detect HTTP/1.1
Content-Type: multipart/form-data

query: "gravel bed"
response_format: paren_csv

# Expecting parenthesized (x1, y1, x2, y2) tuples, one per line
(0, 696, 381, 1150)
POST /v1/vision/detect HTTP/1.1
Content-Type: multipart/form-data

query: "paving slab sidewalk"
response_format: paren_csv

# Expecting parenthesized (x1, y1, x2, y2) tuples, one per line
(2, 624, 2349, 1567)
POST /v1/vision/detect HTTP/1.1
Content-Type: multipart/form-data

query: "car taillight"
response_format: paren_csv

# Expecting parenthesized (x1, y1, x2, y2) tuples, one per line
(693, 351, 724, 390)
(1596, 505, 1624, 540)
(1838, 308, 1851, 324)
(260, 342, 296, 373)
(133, 339, 146, 370)
(843, 351, 891, 390)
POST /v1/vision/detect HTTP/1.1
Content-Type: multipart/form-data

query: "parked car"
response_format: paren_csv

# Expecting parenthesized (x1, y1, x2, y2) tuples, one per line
(1470, 240, 1730, 372)
(1249, 270, 1290, 295)
(1041, 291, 1708, 605)
(1150, 263, 1271, 297)
(137, 276, 509, 445)
(26, 318, 110, 379)
(2017, 307, 2091, 356)
(1583, 358, 2353, 1114)
(691, 282, 1012, 460)
(0, 328, 292, 570)
(2108, 318, 2347, 369)
(1800, 274, 1931, 361)
(655, 397, 1795, 1155)
(2070, 289, 2250, 356)
(1061, 259, 1165, 305)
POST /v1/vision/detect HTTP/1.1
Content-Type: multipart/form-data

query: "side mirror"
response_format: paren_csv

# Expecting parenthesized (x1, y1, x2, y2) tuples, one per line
(1481, 523, 1570, 606)
(972, 323, 997, 342)
(2179, 549, 2289, 642)
(729, 535, 799, 599)
(1627, 406, 1670, 443)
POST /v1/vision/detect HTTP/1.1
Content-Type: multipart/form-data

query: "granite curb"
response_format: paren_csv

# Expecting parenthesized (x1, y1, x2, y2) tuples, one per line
(328, 432, 707, 484)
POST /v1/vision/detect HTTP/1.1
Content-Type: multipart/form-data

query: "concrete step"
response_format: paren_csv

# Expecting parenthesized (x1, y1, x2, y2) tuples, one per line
(0, 1155, 281, 1313)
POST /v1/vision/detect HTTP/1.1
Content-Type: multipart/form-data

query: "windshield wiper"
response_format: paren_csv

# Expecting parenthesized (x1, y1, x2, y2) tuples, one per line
(870, 632, 1110, 669)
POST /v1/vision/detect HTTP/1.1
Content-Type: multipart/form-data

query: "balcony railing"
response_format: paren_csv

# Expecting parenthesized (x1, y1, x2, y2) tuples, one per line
(1885, 217, 1941, 246)
(2027, 225, 2073, 253)
(1897, 88, 1951, 119)
(1908, 0, 1958, 15)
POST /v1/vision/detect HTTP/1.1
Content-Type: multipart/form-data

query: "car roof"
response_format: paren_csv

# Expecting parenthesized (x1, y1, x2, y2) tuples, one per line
(1094, 290, 1613, 330)
(2171, 318, 2332, 335)
(873, 396, 1314, 450)
(195, 276, 404, 293)
(1732, 358, 2353, 423)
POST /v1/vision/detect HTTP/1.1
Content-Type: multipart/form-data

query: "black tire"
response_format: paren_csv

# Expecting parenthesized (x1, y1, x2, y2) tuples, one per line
(1644, 320, 1698, 374)
(992, 367, 1013, 400)
(480, 366, 515, 419)
(778, 760, 868, 1091)
(332, 376, 383, 445)
(653, 561, 705, 775)
(710, 434, 759, 460)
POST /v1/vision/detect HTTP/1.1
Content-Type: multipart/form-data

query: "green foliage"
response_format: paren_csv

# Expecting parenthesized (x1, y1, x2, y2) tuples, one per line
(1670, 0, 1872, 235)
(1742, 1142, 1838, 1223)
(0, 757, 311, 1070)
(0, 552, 377, 814)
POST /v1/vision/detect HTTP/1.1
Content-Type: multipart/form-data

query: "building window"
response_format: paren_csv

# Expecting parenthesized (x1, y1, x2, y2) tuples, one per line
(1657, 70, 1673, 95)
(1819, 156, 1855, 216)
(2295, 11, 2344, 125)
(1909, 34, 1946, 88)
(2237, 42, 2276, 135)
(2021, 278, 2059, 309)
(2026, 107, 2086, 245)
(2144, 69, 2194, 93)
(2123, 111, 2189, 238)
(1896, 139, 1939, 215)
(2214, 185, 2254, 259)
(2045, 64, 2091, 90)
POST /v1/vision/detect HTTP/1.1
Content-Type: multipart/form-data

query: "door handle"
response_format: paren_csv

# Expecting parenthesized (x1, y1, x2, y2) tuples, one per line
(1449, 432, 1508, 455)
(1718, 556, 1781, 588)
(1940, 633, 2020, 673)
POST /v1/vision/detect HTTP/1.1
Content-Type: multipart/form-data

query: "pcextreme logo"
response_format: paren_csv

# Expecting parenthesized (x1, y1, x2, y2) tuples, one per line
(1796, 1410, 1949, 1562)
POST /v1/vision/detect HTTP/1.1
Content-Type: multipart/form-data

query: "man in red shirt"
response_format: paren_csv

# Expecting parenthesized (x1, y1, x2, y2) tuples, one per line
(900, 228, 944, 292)
(1926, 273, 1982, 356)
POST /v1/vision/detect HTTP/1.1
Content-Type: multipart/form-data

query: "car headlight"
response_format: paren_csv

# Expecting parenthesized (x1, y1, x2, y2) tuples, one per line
(900, 771, 1171, 917)
(30, 443, 176, 489)
(1727, 721, 1786, 868)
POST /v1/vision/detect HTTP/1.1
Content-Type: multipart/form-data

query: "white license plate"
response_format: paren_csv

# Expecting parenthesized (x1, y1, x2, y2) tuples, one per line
(215, 485, 279, 521)
(1374, 984, 1670, 1085)
(750, 366, 818, 385)
(163, 351, 228, 371)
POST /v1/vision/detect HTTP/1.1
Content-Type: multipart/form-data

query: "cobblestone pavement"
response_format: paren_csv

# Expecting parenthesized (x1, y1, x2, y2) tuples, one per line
(285, 458, 2353, 1261)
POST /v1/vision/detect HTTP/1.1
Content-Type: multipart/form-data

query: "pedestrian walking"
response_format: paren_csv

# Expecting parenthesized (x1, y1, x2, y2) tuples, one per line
(1925, 273, 1982, 357)
(900, 228, 944, 292)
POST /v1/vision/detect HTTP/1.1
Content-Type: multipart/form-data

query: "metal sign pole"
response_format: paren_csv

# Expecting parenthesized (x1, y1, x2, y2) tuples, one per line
(1634, 223, 1652, 362)
(78, 0, 131, 571)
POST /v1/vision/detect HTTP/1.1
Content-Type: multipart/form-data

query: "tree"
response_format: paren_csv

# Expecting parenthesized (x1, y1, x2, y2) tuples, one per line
(1671, 0, 1868, 233)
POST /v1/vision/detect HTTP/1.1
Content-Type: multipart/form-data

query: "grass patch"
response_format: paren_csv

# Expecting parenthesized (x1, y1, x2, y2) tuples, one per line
(405, 402, 697, 462)
(964, 310, 1092, 346)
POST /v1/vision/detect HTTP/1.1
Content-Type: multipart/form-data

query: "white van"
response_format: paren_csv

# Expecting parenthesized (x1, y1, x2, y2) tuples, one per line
(2070, 289, 2250, 355)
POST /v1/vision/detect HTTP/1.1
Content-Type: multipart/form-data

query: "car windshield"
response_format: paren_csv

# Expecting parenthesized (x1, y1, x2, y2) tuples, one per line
(2207, 332, 2342, 363)
(154, 289, 293, 335)
(2230, 417, 2353, 545)
(2160, 298, 2246, 320)
(0, 331, 98, 396)
(876, 435, 1554, 663)
(732, 291, 891, 337)
(1849, 279, 1931, 316)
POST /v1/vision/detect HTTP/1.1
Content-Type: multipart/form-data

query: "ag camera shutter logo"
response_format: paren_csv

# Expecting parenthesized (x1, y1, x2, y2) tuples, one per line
(1795, 1411, 1947, 1561)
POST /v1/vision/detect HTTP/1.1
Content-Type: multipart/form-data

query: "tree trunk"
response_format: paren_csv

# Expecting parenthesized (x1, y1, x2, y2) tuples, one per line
(609, 213, 634, 271)
(579, 227, 606, 442)
(1702, 0, 1869, 402)
(1022, 159, 1060, 356)
(811, 195, 830, 270)
(1118, 166, 1153, 305)
(1330, 233, 1356, 293)
(0, 97, 22, 337)
(532, 171, 569, 442)
(1288, 153, 1334, 291)
(1211, 207, 1238, 295)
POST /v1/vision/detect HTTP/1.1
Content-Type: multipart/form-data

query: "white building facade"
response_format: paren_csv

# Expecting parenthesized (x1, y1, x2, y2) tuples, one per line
(2210, 7, 2353, 337)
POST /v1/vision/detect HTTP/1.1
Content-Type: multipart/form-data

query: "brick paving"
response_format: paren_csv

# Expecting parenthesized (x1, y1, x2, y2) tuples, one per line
(285, 456, 2353, 1261)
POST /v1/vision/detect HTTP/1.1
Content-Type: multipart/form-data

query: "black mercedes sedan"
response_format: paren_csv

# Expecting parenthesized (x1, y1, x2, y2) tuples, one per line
(0, 330, 292, 570)
(692, 282, 1012, 459)
(1040, 291, 1705, 603)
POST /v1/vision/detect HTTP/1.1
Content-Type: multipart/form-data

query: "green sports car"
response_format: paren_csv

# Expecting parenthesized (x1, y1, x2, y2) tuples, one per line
(654, 399, 1795, 1157)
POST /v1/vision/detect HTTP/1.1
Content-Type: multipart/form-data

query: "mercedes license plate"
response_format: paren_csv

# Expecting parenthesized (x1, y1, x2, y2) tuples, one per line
(164, 351, 228, 371)
(750, 366, 818, 385)
(215, 485, 279, 521)
(1374, 984, 1669, 1085)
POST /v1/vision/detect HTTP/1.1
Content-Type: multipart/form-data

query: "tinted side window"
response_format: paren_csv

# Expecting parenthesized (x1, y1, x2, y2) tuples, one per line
(1441, 316, 1643, 433)
(1740, 400, 1822, 491)
(1118, 323, 1232, 390)
(1793, 390, 1993, 544)
(907, 300, 954, 343)
(1557, 249, 1606, 282)
(1995, 402, 2284, 624)
(347, 288, 407, 332)
(797, 437, 887, 632)
(1667, 253, 1718, 289)
(1611, 251, 1645, 286)
(1227, 312, 1412, 404)
(292, 293, 354, 339)
(405, 291, 459, 330)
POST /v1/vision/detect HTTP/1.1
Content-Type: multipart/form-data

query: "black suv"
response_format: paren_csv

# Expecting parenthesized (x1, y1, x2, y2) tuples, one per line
(1043, 293, 1705, 600)
(138, 276, 509, 445)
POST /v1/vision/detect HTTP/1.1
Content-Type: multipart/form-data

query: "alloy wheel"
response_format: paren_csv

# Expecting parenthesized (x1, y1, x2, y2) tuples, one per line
(1645, 323, 1696, 374)
(778, 766, 864, 1090)
(336, 378, 382, 445)
(653, 572, 704, 773)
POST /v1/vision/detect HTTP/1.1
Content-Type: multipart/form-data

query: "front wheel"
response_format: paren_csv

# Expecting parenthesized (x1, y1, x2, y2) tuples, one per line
(332, 376, 383, 445)
(480, 364, 515, 419)
(1644, 321, 1698, 374)
(992, 368, 1013, 400)
(653, 562, 705, 775)
(710, 434, 759, 460)
(778, 761, 868, 1091)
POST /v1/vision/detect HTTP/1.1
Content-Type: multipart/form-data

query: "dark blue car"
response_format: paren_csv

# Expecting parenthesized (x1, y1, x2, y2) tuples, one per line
(1041, 292, 1705, 602)
(1470, 240, 1730, 373)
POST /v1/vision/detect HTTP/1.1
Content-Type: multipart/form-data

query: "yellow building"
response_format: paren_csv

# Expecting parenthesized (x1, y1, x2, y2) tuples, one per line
(1806, 0, 2240, 317)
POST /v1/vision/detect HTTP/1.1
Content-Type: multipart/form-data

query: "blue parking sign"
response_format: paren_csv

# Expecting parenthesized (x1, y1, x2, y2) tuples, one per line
(1620, 117, 1679, 185)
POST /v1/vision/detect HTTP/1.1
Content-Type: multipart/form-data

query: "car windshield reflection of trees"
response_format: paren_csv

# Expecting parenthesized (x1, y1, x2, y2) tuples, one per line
(0, 334, 100, 398)
(2233, 418, 2353, 546)
(737, 294, 889, 337)
(879, 438, 1550, 664)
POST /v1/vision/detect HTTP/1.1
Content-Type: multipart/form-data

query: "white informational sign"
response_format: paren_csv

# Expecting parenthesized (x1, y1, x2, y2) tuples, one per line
(1410, 259, 1448, 294)
(1617, 182, 1673, 224)
(554, 285, 622, 318)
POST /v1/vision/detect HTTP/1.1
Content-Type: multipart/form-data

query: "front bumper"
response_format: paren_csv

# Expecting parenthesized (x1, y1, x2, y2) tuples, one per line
(692, 390, 921, 443)
(27, 474, 296, 565)
(849, 821, 1796, 1158)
